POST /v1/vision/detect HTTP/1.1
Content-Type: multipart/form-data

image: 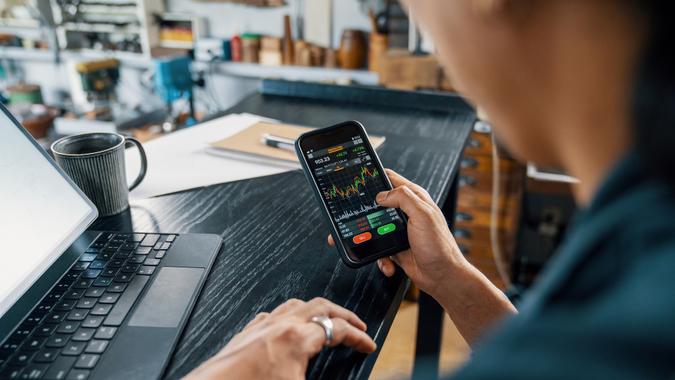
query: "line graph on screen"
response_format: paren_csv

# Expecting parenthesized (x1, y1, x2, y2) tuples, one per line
(320, 165, 386, 222)
(323, 166, 380, 200)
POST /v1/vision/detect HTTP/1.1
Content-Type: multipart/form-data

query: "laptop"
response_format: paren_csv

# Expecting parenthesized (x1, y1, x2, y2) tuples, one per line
(0, 104, 223, 379)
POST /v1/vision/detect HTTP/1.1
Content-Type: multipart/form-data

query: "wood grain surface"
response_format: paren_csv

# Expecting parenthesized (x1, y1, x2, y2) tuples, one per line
(91, 90, 475, 380)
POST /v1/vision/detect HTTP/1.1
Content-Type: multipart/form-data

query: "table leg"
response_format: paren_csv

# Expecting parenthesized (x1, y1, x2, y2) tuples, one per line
(412, 292, 444, 379)
(412, 171, 460, 380)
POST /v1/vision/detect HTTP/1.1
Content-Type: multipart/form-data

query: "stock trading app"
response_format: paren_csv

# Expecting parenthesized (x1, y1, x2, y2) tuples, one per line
(307, 135, 404, 248)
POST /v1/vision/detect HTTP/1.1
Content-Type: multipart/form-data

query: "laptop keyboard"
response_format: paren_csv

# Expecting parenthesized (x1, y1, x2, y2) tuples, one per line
(0, 232, 177, 379)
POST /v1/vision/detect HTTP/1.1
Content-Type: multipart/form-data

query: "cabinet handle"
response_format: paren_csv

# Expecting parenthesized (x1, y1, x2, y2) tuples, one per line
(474, 120, 492, 133)
(454, 228, 472, 239)
(467, 138, 482, 149)
(459, 175, 477, 187)
(460, 157, 478, 169)
(456, 212, 474, 222)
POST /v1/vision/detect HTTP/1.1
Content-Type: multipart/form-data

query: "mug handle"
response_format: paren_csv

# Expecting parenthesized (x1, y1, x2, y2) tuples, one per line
(124, 137, 147, 192)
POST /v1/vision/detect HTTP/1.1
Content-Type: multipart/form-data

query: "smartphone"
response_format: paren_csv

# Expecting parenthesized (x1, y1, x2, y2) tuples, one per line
(296, 120, 409, 268)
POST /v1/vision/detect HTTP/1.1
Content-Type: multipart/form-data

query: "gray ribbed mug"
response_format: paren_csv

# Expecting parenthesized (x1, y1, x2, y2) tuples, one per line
(51, 133, 147, 216)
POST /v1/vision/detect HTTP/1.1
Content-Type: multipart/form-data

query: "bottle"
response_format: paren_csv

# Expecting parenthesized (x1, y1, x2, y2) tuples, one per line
(231, 34, 242, 62)
(282, 15, 294, 65)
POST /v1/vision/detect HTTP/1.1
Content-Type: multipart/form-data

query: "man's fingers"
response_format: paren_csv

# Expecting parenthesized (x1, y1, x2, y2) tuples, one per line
(376, 185, 434, 221)
(377, 258, 396, 277)
(289, 298, 367, 331)
(271, 298, 367, 333)
(272, 298, 367, 332)
(243, 312, 270, 331)
(390, 252, 414, 271)
(270, 298, 306, 316)
(327, 234, 335, 247)
(327, 318, 377, 353)
(303, 318, 376, 356)
(384, 168, 408, 188)
(385, 169, 436, 206)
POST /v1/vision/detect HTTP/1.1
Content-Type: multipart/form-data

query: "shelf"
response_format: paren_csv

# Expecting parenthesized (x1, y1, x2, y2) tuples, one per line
(67, 49, 149, 66)
(218, 1, 287, 8)
(0, 46, 150, 67)
(194, 61, 379, 86)
(0, 47, 55, 61)
(78, 4, 138, 14)
(61, 22, 140, 35)
(79, 0, 138, 6)
(158, 41, 194, 49)
(0, 18, 41, 29)
(0, 48, 379, 85)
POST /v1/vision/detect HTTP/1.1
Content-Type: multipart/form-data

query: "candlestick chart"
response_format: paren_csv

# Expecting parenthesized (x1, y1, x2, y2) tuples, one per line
(319, 165, 386, 222)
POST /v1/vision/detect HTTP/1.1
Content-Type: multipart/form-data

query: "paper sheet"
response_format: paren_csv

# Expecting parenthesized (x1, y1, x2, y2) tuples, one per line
(125, 113, 294, 200)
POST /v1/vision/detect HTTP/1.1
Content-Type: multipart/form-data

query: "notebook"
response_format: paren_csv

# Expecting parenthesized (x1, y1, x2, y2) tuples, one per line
(207, 121, 386, 166)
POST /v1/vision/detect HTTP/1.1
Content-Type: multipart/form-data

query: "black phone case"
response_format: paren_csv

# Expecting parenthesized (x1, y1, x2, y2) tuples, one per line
(295, 120, 408, 268)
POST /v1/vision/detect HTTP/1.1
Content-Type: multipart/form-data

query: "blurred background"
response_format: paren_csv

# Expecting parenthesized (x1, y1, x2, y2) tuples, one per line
(0, 0, 576, 378)
(0, 0, 446, 138)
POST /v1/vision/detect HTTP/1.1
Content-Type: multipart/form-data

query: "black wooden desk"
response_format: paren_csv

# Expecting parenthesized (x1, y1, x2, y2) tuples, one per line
(92, 80, 475, 380)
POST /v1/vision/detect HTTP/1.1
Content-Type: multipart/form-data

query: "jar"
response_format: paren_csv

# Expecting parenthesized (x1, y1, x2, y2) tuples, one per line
(241, 33, 261, 63)
(338, 29, 367, 69)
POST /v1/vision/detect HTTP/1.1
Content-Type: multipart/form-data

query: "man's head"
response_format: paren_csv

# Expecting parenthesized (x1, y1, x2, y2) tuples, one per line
(403, 0, 651, 170)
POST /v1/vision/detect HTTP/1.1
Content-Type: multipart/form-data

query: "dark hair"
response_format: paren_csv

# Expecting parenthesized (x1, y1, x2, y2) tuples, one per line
(632, 2, 675, 188)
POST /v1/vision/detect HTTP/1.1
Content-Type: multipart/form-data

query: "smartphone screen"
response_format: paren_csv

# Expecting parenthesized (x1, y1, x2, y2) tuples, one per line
(297, 121, 409, 266)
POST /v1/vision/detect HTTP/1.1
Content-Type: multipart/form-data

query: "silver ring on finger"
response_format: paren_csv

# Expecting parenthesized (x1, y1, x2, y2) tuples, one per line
(310, 315, 334, 346)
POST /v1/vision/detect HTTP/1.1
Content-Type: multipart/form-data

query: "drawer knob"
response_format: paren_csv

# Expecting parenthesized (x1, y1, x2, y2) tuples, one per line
(467, 138, 482, 149)
(474, 120, 492, 133)
(459, 175, 477, 187)
(455, 212, 474, 222)
(454, 229, 472, 239)
(460, 157, 478, 169)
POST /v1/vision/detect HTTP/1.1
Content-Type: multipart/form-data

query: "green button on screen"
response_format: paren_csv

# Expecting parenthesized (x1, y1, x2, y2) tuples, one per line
(377, 223, 396, 236)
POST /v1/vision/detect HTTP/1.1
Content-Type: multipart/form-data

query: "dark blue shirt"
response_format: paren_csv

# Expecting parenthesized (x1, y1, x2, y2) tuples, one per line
(453, 152, 675, 379)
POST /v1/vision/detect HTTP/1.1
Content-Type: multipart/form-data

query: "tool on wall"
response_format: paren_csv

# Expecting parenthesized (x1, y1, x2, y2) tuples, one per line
(55, 58, 166, 135)
(75, 58, 120, 119)
(153, 53, 204, 131)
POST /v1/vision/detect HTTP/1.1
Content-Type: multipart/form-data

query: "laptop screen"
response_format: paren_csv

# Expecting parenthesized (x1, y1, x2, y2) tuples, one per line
(0, 107, 97, 318)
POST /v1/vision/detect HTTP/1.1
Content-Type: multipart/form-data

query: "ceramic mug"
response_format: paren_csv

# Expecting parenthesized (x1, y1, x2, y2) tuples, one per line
(51, 133, 147, 216)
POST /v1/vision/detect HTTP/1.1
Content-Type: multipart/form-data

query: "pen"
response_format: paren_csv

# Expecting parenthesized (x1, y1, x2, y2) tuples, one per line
(261, 133, 295, 152)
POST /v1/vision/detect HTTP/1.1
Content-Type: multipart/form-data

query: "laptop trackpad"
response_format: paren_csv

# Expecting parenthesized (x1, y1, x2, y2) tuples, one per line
(127, 267, 204, 328)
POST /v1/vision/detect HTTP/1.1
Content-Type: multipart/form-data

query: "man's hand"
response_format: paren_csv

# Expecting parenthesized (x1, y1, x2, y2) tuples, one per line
(329, 169, 516, 344)
(329, 169, 470, 300)
(184, 298, 376, 380)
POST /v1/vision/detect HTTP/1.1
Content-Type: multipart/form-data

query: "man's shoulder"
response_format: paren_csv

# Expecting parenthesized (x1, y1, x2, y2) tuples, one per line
(449, 176, 675, 380)
(595, 175, 675, 258)
(577, 182, 675, 304)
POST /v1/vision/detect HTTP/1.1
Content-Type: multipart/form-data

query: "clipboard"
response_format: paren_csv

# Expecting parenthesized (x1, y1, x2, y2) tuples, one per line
(207, 121, 386, 165)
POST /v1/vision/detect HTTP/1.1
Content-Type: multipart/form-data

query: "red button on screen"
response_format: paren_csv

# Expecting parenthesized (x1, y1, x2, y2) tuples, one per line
(352, 232, 372, 245)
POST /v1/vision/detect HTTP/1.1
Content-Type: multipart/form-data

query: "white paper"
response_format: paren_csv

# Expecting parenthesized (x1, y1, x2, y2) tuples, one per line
(125, 113, 296, 200)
